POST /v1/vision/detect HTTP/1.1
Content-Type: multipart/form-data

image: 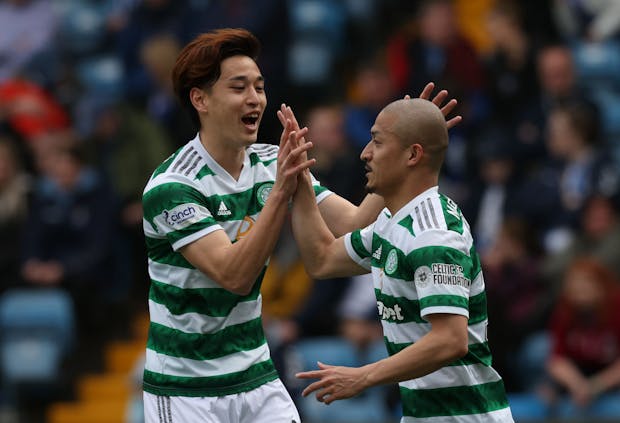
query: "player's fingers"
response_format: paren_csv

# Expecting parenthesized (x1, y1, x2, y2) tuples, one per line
(277, 109, 286, 127)
(279, 119, 292, 148)
(286, 158, 316, 176)
(287, 106, 302, 130)
(403, 94, 411, 100)
(431, 90, 448, 107)
(418, 82, 435, 100)
(302, 380, 325, 397)
(446, 115, 462, 130)
(440, 98, 457, 116)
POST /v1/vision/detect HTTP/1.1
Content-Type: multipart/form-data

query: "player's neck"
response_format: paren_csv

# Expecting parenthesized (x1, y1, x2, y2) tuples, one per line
(385, 175, 437, 215)
(199, 130, 246, 180)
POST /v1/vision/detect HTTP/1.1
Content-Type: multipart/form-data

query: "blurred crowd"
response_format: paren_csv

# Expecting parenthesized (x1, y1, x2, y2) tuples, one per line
(1, 0, 620, 422)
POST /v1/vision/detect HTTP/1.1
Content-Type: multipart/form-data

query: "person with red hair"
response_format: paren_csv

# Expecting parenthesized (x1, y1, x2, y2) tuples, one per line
(545, 257, 620, 418)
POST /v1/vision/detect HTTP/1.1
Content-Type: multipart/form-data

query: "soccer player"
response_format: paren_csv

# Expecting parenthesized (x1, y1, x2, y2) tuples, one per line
(141, 28, 460, 423)
(292, 98, 514, 422)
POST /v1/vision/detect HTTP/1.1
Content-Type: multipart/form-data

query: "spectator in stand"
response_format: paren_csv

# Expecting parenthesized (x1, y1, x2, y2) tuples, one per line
(305, 103, 366, 205)
(543, 258, 620, 418)
(20, 141, 121, 334)
(542, 188, 620, 291)
(139, 33, 195, 149)
(0, 78, 70, 150)
(482, 0, 540, 138)
(0, 0, 58, 83)
(85, 99, 172, 307)
(482, 217, 549, 392)
(344, 59, 398, 152)
(385, 0, 487, 190)
(463, 125, 526, 255)
(520, 100, 613, 252)
(514, 43, 593, 168)
(0, 136, 31, 293)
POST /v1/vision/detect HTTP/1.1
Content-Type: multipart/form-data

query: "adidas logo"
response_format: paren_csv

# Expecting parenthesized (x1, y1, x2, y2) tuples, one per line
(217, 201, 231, 216)
(372, 245, 382, 260)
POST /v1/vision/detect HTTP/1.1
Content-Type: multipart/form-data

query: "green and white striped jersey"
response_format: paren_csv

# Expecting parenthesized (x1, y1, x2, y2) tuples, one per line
(141, 135, 331, 397)
(344, 186, 513, 422)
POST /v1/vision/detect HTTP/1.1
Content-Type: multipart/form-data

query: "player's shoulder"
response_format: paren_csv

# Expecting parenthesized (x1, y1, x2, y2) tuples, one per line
(144, 145, 201, 193)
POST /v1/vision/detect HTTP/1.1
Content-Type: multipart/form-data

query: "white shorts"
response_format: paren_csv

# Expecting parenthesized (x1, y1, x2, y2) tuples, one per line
(143, 378, 301, 423)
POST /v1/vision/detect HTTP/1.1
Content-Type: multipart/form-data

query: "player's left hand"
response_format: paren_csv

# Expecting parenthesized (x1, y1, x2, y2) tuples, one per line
(296, 361, 369, 405)
(407, 82, 462, 129)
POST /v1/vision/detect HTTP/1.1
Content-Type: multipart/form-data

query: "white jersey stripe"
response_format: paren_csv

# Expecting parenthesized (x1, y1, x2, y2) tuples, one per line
(148, 259, 221, 289)
(171, 225, 223, 252)
(148, 299, 261, 334)
(383, 320, 488, 345)
(145, 343, 271, 378)
(400, 363, 502, 390)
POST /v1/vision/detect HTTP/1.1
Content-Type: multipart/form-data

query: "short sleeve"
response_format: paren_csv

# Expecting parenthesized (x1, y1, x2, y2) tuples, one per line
(309, 172, 333, 204)
(344, 223, 374, 270)
(143, 179, 222, 251)
(408, 231, 473, 320)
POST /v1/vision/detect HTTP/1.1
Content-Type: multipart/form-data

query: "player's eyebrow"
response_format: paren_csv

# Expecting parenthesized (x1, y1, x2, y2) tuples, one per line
(227, 75, 265, 83)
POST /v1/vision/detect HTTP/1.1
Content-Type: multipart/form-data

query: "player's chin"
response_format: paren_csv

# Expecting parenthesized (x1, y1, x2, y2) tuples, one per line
(364, 183, 375, 194)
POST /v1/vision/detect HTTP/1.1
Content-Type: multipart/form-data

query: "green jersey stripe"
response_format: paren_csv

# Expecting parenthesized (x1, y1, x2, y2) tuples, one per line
(374, 290, 487, 324)
(439, 194, 464, 235)
(143, 360, 278, 397)
(400, 380, 509, 418)
(149, 279, 261, 317)
(147, 317, 267, 360)
(350, 229, 371, 259)
(143, 181, 208, 222)
(145, 236, 194, 268)
(195, 163, 216, 180)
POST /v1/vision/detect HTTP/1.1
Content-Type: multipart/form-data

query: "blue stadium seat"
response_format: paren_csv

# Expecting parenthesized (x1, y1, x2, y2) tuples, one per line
(572, 40, 620, 90)
(0, 289, 75, 384)
(287, 337, 394, 423)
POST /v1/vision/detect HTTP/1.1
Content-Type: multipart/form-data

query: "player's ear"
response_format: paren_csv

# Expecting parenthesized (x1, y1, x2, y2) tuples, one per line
(407, 143, 423, 166)
(190, 87, 208, 114)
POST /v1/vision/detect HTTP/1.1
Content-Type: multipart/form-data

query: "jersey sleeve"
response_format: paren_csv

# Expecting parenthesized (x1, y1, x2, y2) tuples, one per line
(408, 230, 473, 320)
(344, 223, 374, 270)
(309, 171, 333, 204)
(143, 178, 222, 251)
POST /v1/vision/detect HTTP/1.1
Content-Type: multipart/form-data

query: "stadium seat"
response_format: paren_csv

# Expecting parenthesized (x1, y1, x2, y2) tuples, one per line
(287, 337, 394, 423)
(572, 40, 620, 90)
(0, 288, 75, 384)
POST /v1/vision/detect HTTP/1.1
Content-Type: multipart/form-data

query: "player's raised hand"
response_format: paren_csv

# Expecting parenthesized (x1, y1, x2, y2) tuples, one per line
(274, 128, 315, 198)
(407, 82, 462, 129)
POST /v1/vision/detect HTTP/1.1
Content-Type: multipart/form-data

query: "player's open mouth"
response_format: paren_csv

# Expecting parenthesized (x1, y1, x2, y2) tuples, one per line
(241, 113, 260, 130)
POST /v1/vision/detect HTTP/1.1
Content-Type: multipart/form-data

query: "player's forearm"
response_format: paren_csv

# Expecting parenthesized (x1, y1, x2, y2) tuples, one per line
(320, 193, 384, 237)
(217, 189, 290, 295)
(362, 329, 468, 388)
(292, 176, 337, 278)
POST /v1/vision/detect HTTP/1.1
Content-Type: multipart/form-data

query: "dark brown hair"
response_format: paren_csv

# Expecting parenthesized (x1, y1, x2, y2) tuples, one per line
(171, 28, 261, 128)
